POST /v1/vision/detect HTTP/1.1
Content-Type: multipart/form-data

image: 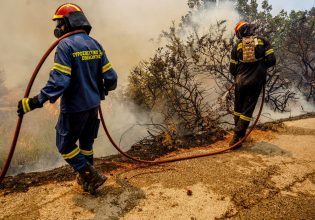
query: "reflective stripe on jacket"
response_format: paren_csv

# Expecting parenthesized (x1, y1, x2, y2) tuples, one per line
(38, 32, 117, 113)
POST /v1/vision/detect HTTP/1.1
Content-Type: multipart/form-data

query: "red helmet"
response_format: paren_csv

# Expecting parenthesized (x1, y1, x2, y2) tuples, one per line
(234, 21, 249, 34)
(52, 3, 83, 20)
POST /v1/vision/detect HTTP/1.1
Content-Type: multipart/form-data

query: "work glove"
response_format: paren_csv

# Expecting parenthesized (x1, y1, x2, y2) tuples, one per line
(17, 95, 43, 117)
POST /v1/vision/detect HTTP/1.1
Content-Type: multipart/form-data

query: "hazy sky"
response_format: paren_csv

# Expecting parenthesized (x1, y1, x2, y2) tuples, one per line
(261, 0, 315, 13)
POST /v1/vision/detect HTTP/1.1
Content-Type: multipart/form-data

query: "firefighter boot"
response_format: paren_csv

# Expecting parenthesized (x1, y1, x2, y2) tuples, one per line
(88, 165, 107, 195)
(231, 119, 250, 149)
(229, 133, 243, 149)
(79, 162, 107, 195)
(76, 173, 88, 192)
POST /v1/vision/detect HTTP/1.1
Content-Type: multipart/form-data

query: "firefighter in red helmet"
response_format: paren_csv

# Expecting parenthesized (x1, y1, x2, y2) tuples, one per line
(17, 3, 118, 194)
(52, 3, 92, 38)
(229, 21, 276, 148)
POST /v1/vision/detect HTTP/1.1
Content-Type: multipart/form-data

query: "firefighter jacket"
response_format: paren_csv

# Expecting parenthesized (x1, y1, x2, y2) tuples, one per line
(37, 32, 117, 113)
(229, 35, 276, 88)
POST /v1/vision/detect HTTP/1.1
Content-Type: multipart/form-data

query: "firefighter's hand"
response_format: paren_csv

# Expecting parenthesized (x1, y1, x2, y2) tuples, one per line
(17, 96, 43, 117)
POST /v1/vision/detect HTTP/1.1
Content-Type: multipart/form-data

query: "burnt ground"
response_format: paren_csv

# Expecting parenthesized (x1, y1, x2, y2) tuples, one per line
(0, 115, 315, 220)
(0, 125, 224, 194)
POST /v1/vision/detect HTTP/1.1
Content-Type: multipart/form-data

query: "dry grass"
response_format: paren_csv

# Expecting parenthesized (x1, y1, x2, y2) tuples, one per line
(0, 102, 60, 175)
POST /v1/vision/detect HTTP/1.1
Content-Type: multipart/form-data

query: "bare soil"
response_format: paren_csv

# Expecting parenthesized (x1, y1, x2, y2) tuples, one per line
(1, 116, 315, 220)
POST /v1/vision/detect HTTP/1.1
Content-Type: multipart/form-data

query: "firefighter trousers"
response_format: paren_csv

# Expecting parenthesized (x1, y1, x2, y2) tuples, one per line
(233, 84, 262, 137)
(55, 106, 100, 171)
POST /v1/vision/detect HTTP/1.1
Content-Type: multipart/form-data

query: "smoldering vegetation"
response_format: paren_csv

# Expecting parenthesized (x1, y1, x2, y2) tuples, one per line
(127, 0, 315, 149)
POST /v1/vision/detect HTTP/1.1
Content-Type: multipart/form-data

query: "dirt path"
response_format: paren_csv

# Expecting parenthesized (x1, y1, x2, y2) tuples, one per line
(1, 118, 315, 220)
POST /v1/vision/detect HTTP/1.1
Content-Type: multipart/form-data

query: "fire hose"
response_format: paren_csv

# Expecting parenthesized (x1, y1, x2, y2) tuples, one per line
(0, 30, 265, 184)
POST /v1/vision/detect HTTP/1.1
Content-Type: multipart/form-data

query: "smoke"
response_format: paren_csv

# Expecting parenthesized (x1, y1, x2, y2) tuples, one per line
(94, 97, 163, 157)
(0, 0, 188, 88)
(259, 89, 315, 123)
(185, 1, 240, 35)
(0, 0, 188, 175)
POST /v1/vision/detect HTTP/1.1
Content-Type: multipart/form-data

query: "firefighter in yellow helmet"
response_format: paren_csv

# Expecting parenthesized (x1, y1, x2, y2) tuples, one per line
(229, 21, 276, 148)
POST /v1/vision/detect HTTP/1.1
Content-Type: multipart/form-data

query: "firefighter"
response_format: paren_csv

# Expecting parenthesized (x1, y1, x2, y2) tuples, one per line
(229, 21, 276, 148)
(17, 3, 118, 194)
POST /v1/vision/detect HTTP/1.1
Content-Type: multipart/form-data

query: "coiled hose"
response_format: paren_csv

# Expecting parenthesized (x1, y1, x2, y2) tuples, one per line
(0, 31, 265, 184)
